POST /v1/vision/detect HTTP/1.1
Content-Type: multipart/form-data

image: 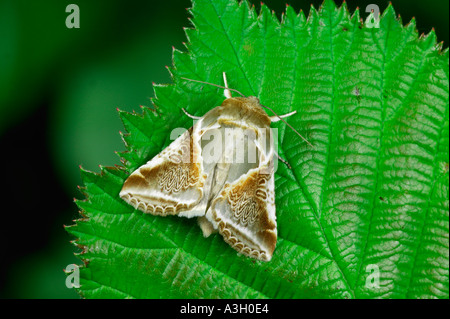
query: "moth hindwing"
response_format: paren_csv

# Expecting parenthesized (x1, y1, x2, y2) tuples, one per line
(120, 75, 299, 261)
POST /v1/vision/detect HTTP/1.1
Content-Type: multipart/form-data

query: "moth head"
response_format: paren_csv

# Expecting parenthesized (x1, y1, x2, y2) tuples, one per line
(244, 95, 260, 104)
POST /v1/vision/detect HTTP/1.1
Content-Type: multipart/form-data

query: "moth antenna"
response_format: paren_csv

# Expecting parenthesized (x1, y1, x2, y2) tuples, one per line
(180, 77, 246, 97)
(261, 104, 314, 148)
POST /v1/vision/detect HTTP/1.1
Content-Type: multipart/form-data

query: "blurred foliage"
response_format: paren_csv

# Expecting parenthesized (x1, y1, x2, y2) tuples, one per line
(0, 0, 190, 299)
(0, 0, 447, 299)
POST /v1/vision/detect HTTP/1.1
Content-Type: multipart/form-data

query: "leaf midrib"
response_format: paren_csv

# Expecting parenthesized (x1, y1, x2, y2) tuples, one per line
(207, 0, 257, 96)
(352, 19, 392, 293)
(202, 1, 358, 298)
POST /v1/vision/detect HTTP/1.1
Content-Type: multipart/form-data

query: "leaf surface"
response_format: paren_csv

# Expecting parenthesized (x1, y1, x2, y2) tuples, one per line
(68, 0, 449, 299)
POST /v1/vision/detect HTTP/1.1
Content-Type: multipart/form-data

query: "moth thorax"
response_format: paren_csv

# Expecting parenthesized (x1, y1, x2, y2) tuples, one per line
(221, 96, 271, 127)
(200, 126, 262, 168)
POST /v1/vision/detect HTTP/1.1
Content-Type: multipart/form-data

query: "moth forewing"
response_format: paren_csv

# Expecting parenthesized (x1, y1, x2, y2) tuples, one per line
(254, 126, 276, 175)
(119, 124, 207, 217)
(169, 127, 191, 164)
(201, 129, 222, 164)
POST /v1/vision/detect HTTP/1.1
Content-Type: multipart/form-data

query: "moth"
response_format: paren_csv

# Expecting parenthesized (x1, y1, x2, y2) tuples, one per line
(119, 73, 311, 261)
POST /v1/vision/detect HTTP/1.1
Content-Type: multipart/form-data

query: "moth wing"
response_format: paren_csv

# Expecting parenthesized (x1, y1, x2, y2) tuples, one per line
(120, 126, 207, 217)
(207, 128, 277, 261)
(209, 164, 276, 261)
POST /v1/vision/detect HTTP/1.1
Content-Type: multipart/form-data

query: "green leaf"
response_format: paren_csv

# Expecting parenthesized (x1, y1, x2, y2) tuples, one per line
(67, 0, 449, 299)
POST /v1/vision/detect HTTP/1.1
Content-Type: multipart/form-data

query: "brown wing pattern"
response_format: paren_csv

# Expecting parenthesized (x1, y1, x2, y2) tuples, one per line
(209, 166, 277, 261)
(120, 127, 207, 216)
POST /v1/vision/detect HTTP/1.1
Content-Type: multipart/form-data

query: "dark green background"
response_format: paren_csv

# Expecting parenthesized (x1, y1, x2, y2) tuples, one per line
(0, 0, 447, 299)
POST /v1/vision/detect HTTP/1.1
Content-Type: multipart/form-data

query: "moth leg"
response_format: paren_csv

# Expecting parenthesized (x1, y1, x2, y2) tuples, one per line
(197, 216, 218, 237)
(222, 72, 232, 99)
(270, 110, 296, 122)
(181, 107, 202, 120)
(274, 150, 292, 169)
